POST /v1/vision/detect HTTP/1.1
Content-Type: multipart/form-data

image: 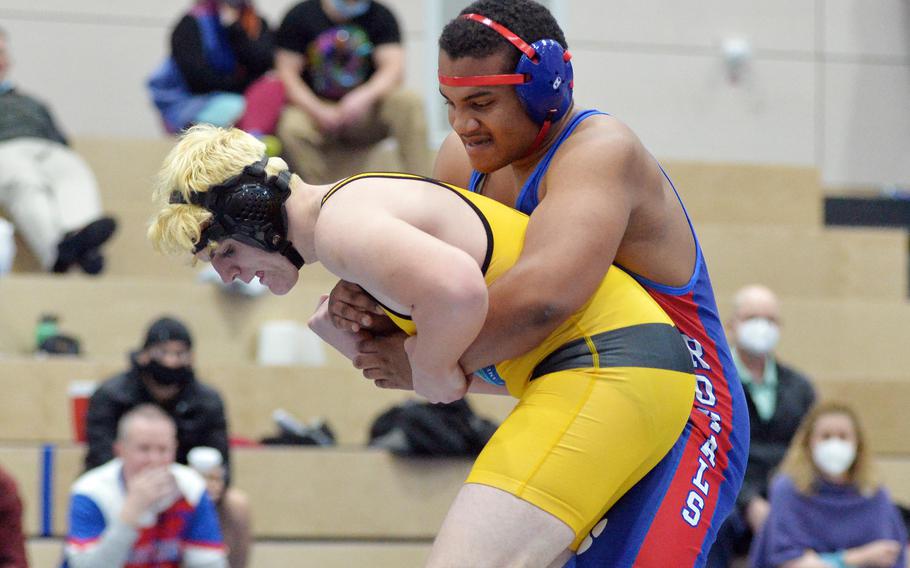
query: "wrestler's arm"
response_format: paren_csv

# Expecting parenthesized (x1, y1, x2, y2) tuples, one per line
(457, 132, 643, 373)
(431, 134, 510, 395)
(324, 131, 476, 335)
(316, 210, 488, 403)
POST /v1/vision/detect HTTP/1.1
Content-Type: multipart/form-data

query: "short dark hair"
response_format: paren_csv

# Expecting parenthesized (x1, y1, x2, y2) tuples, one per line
(439, 0, 567, 72)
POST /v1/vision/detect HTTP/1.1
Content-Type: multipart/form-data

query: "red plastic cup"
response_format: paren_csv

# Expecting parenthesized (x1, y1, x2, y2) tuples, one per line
(68, 381, 97, 443)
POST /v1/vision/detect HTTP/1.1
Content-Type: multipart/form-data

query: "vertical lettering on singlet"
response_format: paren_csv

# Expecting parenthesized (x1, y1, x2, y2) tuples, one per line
(680, 334, 722, 528)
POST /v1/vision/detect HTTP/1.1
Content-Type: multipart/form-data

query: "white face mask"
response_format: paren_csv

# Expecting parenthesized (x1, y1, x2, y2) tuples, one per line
(736, 317, 780, 355)
(812, 438, 857, 477)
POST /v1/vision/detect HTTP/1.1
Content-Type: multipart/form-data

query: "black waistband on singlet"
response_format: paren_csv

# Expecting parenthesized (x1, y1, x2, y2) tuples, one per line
(530, 323, 693, 380)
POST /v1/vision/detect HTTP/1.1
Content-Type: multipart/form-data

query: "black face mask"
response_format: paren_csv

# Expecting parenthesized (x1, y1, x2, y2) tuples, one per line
(132, 353, 195, 387)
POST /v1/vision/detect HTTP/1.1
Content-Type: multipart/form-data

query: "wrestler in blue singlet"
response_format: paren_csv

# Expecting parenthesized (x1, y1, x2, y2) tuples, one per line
(469, 109, 749, 568)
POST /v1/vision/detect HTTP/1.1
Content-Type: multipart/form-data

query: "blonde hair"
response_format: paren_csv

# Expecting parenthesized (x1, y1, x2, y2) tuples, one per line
(777, 400, 879, 495)
(148, 124, 291, 256)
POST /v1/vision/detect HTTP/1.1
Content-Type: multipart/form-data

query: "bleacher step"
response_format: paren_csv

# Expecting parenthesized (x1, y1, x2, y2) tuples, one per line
(0, 357, 517, 446)
(662, 160, 823, 226)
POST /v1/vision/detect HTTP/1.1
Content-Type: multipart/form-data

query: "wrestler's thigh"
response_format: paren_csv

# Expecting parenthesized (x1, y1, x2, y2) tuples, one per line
(469, 368, 693, 540)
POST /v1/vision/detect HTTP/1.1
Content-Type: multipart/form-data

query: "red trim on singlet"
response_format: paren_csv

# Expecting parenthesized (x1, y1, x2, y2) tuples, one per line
(634, 290, 736, 565)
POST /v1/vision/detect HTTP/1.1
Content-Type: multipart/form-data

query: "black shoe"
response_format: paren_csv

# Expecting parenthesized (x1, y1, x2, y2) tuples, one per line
(77, 249, 105, 275)
(52, 217, 117, 273)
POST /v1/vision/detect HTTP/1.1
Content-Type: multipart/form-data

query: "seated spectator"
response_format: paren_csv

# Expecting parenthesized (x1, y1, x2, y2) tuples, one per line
(84, 316, 230, 479)
(0, 462, 28, 568)
(0, 27, 116, 274)
(188, 447, 252, 568)
(149, 0, 284, 148)
(275, 0, 430, 183)
(64, 405, 226, 567)
(709, 284, 816, 567)
(750, 401, 908, 568)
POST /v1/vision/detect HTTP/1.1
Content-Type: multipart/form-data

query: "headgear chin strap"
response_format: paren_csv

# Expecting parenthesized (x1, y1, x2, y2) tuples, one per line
(439, 13, 574, 156)
(169, 158, 305, 269)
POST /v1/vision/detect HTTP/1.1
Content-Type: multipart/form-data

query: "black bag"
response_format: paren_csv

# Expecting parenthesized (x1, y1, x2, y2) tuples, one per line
(368, 399, 498, 457)
(37, 334, 81, 356)
(260, 414, 336, 447)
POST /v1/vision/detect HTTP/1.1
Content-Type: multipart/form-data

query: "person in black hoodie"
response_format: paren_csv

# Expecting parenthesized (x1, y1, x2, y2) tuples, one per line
(84, 316, 231, 480)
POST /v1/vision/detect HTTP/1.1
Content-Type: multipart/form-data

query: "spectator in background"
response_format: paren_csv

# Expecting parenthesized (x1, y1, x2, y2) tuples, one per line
(188, 447, 251, 568)
(84, 316, 231, 480)
(708, 284, 816, 567)
(751, 401, 907, 568)
(0, 463, 28, 568)
(149, 0, 284, 151)
(274, 0, 430, 183)
(0, 27, 116, 275)
(64, 405, 226, 568)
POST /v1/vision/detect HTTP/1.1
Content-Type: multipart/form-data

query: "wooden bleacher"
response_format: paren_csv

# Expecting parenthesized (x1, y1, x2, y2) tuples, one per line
(1, 445, 470, 539)
(2, 137, 908, 562)
(3, 276, 908, 380)
(0, 358, 516, 446)
(0, 272, 339, 362)
(713, 297, 910, 382)
(4, 139, 906, 371)
(5, 444, 910, 540)
(1, 357, 907, 456)
(660, 161, 823, 226)
(60, 199, 910, 301)
(64, 142, 825, 226)
(698, 225, 907, 302)
(20, 450, 910, 566)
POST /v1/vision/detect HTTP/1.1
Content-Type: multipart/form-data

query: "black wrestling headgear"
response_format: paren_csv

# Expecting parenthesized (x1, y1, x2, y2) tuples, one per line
(169, 158, 304, 269)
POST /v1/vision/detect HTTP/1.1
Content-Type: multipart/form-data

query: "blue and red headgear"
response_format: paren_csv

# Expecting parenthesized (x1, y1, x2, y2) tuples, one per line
(438, 13, 574, 151)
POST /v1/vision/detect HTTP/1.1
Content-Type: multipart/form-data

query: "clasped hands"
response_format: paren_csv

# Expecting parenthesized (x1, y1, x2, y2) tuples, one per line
(326, 280, 470, 402)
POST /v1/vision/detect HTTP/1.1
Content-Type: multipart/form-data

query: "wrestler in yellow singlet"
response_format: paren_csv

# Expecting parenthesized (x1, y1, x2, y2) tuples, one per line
(324, 173, 697, 549)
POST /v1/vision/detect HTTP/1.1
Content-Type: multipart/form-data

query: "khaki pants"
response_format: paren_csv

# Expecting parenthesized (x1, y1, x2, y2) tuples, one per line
(277, 88, 431, 184)
(0, 138, 102, 269)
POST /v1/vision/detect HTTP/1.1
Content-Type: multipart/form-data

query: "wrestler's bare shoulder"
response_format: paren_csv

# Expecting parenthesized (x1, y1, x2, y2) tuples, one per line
(542, 115, 653, 194)
(557, 112, 647, 159)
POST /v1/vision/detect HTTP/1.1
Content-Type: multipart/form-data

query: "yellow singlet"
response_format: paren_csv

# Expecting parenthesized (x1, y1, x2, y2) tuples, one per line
(323, 173, 697, 547)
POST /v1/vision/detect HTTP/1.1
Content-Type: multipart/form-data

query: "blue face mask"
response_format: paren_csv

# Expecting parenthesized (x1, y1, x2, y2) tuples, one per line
(331, 0, 371, 19)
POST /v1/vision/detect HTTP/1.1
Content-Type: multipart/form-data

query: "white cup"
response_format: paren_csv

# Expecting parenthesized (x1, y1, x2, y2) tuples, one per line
(257, 320, 327, 366)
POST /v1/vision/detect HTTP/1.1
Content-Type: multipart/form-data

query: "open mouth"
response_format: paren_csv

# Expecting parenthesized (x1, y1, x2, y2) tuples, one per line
(462, 137, 492, 153)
